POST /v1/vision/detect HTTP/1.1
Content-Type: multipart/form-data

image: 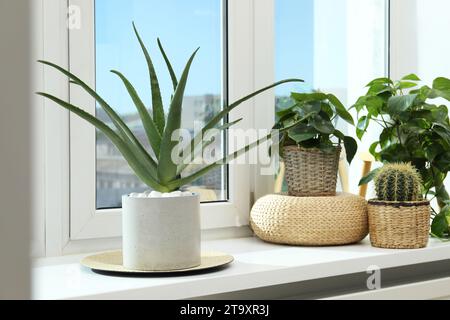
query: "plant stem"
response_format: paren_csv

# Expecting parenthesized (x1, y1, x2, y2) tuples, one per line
(373, 118, 387, 128)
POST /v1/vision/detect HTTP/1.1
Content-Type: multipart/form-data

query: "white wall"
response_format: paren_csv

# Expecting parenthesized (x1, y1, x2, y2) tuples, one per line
(0, 0, 33, 299)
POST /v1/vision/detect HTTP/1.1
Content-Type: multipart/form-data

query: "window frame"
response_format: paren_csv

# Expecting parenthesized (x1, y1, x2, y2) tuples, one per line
(41, 0, 276, 254)
(38, 0, 392, 257)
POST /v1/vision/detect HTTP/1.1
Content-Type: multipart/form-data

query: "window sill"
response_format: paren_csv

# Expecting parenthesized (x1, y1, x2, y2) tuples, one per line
(32, 236, 450, 300)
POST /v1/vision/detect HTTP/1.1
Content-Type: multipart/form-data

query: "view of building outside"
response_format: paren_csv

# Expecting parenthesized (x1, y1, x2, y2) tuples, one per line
(95, 0, 225, 209)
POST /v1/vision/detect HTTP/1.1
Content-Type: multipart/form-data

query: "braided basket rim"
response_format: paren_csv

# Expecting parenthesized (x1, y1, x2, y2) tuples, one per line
(368, 199, 430, 207)
(283, 145, 342, 154)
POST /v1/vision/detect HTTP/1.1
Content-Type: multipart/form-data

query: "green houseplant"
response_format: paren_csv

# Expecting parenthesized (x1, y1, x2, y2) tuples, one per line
(37, 23, 303, 271)
(368, 163, 431, 249)
(274, 92, 357, 196)
(354, 75, 450, 238)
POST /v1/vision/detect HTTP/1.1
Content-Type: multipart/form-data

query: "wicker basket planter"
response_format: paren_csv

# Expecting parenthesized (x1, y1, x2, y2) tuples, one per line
(283, 145, 341, 197)
(368, 200, 431, 249)
(250, 193, 368, 246)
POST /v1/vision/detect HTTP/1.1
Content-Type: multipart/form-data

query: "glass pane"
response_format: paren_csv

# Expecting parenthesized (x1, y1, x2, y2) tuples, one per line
(95, 0, 226, 209)
(275, 0, 387, 194)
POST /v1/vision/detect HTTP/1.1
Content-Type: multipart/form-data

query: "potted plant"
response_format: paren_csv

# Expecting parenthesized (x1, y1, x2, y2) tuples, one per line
(354, 75, 450, 238)
(37, 23, 303, 271)
(274, 92, 357, 197)
(368, 163, 431, 249)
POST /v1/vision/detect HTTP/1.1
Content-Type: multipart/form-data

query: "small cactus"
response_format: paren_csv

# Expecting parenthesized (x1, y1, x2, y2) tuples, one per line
(375, 163, 423, 202)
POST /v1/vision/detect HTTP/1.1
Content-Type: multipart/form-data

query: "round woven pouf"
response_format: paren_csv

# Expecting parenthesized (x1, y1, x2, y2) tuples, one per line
(250, 193, 368, 246)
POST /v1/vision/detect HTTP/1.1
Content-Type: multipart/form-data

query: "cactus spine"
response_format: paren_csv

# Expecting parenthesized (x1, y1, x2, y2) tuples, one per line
(374, 163, 423, 202)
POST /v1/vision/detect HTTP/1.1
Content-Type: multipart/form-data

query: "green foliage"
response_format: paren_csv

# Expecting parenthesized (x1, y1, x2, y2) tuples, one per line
(374, 163, 423, 202)
(431, 208, 449, 239)
(354, 75, 450, 236)
(274, 92, 357, 164)
(37, 24, 304, 193)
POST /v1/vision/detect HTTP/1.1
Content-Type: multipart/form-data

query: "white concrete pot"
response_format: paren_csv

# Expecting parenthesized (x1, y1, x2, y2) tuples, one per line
(122, 194, 201, 271)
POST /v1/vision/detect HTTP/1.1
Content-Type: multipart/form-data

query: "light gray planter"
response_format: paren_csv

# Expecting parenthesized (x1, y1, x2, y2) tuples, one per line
(122, 194, 201, 271)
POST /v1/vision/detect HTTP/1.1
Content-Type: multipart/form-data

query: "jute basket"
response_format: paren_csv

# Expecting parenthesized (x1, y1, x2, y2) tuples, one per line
(283, 145, 341, 197)
(250, 193, 368, 246)
(368, 200, 431, 249)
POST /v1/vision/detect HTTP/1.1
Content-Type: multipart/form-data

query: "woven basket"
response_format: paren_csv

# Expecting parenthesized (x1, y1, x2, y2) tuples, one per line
(283, 145, 341, 197)
(250, 193, 368, 246)
(368, 200, 431, 249)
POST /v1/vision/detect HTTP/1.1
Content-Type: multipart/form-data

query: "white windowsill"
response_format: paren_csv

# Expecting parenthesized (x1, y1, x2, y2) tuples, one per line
(32, 236, 450, 300)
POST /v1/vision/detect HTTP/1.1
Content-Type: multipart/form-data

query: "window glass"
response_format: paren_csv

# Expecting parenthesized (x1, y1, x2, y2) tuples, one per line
(275, 0, 388, 193)
(95, 0, 226, 208)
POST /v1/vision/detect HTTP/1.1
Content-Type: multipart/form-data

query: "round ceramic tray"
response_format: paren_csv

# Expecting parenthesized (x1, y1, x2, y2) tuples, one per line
(81, 251, 234, 274)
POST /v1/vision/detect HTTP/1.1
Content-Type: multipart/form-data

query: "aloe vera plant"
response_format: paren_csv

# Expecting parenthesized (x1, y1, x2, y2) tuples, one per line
(37, 23, 303, 193)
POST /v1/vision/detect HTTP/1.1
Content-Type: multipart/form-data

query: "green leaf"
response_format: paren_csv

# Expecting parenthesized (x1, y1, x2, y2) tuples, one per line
(157, 38, 178, 91)
(408, 118, 430, 130)
(430, 106, 450, 123)
(300, 139, 321, 149)
(366, 77, 394, 87)
(387, 94, 418, 115)
(435, 152, 450, 173)
(333, 129, 345, 140)
(431, 211, 449, 238)
(171, 134, 273, 190)
(38, 60, 158, 176)
(356, 116, 370, 140)
(321, 102, 334, 118)
(181, 79, 304, 166)
(369, 141, 380, 159)
(411, 85, 434, 100)
(276, 104, 297, 118)
(176, 118, 243, 175)
(402, 74, 421, 81)
(133, 23, 166, 135)
(37, 92, 166, 191)
(111, 70, 162, 156)
(318, 141, 336, 153)
(359, 168, 380, 186)
(367, 83, 392, 95)
(343, 136, 358, 164)
(379, 127, 393, 149)
(397, 81, 419, 90)
(436, 184, 450, 203)
(158, 48, 199, 184)
(278, 111, 299, 128)
(352, 96, 366, 113)
(380, 143, 410, 163)
(364, 96, 384, 117)
(434, 124, 450, 147)
(433, 89, 450, 102)
(424, 143, 444, 162)
(289, 133, 317, 144)
(168, 119, 305, 190)
(327, 94, 354, 125)
(288, 124, 317, 143)
(296, 102, 321, 117)
(291, 92, 327, 102)
(206, 79, 304, 131)
(433, 77, 450, 92)
(311, 115, 335, 134)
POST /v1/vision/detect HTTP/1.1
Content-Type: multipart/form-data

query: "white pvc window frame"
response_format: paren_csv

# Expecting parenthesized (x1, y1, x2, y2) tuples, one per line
(37, 0, 392, 256)
(40, 0, 275, 254)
